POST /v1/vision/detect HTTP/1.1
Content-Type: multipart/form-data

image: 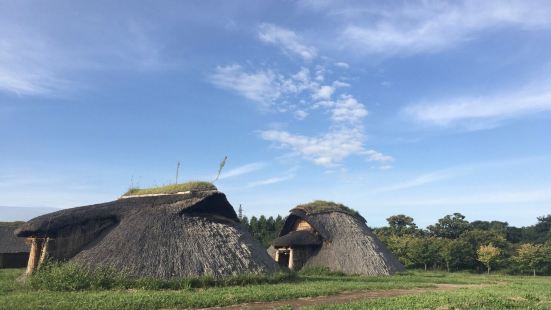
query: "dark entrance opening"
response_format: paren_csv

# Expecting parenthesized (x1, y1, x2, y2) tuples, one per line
(277, 250, 290, 268)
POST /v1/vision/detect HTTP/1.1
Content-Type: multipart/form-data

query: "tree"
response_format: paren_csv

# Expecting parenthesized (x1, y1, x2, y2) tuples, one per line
(238, 204, 243, 220)
(386, 214, 420, 236)
(439, 239, 473, 272)
(514, 243, 546, 276)
(428, 213, 470, 239)
(477, 244, 501, 274)
(407, 237, 440, 271)
(384, 235, 414, 267)
(534, 215, 551, 244)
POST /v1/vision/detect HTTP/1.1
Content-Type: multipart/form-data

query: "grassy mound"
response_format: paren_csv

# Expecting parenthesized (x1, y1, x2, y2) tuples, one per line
(295, 200, 360, 217)
(123, 181, 216, 197)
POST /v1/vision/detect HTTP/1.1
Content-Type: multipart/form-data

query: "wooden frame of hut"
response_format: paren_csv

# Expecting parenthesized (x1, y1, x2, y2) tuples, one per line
(0, 222, 29, 268)
(15, 185, 279, 278)
(269, 201, 405, 275)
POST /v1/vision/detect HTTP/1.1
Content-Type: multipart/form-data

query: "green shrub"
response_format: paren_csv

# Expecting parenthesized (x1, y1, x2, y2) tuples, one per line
(299, 266, 347, 277)
(27, 262, 297, 291)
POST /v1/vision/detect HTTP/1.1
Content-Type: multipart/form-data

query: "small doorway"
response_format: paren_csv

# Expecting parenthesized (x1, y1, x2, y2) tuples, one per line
(277, 249, 290, 268)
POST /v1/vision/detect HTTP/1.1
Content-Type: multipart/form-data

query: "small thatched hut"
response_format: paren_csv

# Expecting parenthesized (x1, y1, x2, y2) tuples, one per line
(269, 201, 404, 275)
(0, 222, 29, 268)
(15, 183, 279, 278)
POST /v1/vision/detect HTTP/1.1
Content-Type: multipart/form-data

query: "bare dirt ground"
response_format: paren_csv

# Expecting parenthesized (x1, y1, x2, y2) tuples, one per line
(203, 284, 487, 310)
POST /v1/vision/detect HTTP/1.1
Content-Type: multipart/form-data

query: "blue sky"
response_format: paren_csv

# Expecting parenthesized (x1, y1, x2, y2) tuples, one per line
(1, 0, 550, 227)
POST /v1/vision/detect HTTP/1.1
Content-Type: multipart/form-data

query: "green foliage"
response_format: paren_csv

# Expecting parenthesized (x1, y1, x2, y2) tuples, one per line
(3, 269, 550, 310)
(427, 213, 471, 239)
(241, 214, 285, 248)
(477, 243, 502, 274)
(298, 267, 347, 277)
(122, 181, 216, 196)
(27, 262, 297, 291)
(385, 214, 421, 237)
(374, 212, 551, 274)
(513, 243, 551, 276)
(439, 238, 473, 272)
(294, 200, 360, 217)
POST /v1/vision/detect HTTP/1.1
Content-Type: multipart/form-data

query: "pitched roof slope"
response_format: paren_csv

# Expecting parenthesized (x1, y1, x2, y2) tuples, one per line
(0, 222, 29, 253)
(16, 190, 279, 278)
(278, 201, 405, 275)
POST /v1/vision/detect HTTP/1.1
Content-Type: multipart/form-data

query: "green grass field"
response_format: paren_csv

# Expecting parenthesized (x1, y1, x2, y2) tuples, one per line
(1, 268, 550, 309)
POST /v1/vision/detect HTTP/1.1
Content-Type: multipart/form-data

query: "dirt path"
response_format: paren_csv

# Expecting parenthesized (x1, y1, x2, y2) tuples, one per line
(202, 284, 487, 310)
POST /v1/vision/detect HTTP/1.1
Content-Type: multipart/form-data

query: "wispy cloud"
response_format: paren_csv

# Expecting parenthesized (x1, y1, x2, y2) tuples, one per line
(392, 188, 551, 206)
(260, 128, 392, 167)
(209, 65, 280, 108)
(371, 170, 456, 194)
(0, 6, 167, 96)
(219, 162, 266, 180)
(247, 174, 295, 188)
(212, 23, 392, 168)
(337, 1, 551, 55)
(404, 79, 551, 127)
(258, 23, 317, 61)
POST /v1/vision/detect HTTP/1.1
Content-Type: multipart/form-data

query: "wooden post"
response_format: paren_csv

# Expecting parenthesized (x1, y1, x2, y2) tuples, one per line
(26, 238, 44, 275)
(289, 248, 294, 270)
(38, 238, 50, 267)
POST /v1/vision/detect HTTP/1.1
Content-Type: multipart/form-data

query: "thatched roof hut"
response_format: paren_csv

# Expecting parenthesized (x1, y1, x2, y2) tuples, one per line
(15, 184, 279, 278)
(0, 222, 29, 268)
(269, 201, 404, 275)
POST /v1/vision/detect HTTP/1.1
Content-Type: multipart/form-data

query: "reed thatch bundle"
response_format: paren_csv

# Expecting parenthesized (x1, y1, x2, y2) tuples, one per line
(16, 188, 279, 278)
(271, 201, 405, 275)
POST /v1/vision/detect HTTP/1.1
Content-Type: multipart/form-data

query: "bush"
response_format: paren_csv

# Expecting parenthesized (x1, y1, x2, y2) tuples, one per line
(298, 266, 347, 277)
(27, 262, 298, 291)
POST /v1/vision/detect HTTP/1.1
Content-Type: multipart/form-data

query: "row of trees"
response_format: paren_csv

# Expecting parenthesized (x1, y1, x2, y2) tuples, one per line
(239, 209, 551, 275)
(373, 213, 551, 275)
(240, 214, 285, 248)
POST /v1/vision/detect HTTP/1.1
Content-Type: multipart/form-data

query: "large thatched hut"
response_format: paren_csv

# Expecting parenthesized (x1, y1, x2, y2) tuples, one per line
(15, 182, 279, 278)
(269, 201, 404, 275)
(0, 222, 29, 268)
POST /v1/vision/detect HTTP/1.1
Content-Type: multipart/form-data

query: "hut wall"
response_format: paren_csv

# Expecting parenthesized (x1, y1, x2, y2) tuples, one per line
(47, 218, 117, 261)
(303, 212, 404, 275)
(0, 252, 29, 268)
(290, 246, 318, 271)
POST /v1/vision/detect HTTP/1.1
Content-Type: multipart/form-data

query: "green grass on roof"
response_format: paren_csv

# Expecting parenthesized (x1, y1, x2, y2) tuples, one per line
(123, 181, 216, 196)
(295, 200, 360, 217)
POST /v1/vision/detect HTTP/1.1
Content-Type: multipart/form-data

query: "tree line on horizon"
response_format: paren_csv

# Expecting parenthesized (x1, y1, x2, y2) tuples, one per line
(240, 212, 551, 276)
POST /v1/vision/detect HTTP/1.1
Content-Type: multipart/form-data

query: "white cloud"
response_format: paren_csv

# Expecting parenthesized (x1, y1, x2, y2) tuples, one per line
(339, 1, 551, 55)
(331, 94, 368, 123)
(260, 127, 391, 167)
(219, 162, 266, 180)
(294, 110, 309, 120)
(364, 150, 393, 162)
(209, 65, 280, 108)
(258, 23, 317, 61)
(0, 11, 166, 96)
(405, 80, 551, 127)
(392, 188, 551, 206)
(247, 174, 295, 188)
(334, 62, 349, 69)
(333, 80, 351, 88)
(372, 170, 455, 194)
(312, 85, 335, 100)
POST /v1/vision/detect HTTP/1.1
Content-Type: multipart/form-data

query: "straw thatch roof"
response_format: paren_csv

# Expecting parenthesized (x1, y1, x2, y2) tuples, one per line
(272, 200, 404, 275)
(0, 222, 28, 254)
(271, 231, 321, 247)
(16, 190, 279, 278)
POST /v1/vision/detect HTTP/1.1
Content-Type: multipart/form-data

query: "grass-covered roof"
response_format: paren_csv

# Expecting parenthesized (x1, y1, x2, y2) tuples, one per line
(294, 200, 360, 217)
(123, 181, 216, 197)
